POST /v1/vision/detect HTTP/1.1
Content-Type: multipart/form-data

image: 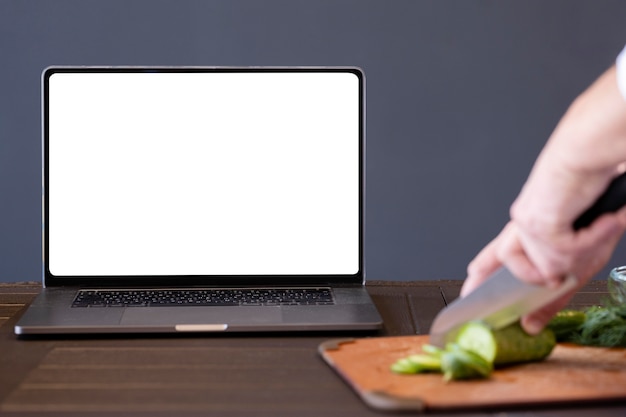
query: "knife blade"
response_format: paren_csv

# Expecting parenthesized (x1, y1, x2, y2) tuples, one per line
(429, 171, 626, 347)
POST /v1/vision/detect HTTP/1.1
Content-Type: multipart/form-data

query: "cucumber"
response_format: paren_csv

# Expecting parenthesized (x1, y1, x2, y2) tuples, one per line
(390, 345, 444, 374)
(390, 357, 423, 374)
(547, 309, 586, 342)
(440, 343, 492, 382)
(456, 321, 556, 365)
(390, 353, 441, 374)
(391, 320, 557, 381)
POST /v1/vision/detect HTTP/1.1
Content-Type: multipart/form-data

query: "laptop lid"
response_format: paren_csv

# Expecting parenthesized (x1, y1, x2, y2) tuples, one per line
(42, 67, 364, 288)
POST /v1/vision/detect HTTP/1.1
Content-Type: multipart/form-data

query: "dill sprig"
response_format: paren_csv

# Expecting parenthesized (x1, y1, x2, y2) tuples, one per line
(569, 302, 626, 348)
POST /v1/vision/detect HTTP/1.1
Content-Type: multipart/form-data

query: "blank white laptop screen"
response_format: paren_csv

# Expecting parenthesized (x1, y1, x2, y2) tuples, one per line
(47, 70, 360, 277)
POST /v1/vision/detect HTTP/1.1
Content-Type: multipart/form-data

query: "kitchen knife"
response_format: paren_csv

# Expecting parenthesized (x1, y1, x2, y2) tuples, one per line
(429, 171, 626, 347)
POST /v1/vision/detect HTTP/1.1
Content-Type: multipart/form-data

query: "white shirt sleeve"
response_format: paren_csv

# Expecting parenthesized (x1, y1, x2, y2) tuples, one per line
(616, 45, 626, 100)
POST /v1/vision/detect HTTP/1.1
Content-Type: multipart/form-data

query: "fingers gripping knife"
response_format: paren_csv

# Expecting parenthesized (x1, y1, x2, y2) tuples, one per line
(429, 171, 626, 347)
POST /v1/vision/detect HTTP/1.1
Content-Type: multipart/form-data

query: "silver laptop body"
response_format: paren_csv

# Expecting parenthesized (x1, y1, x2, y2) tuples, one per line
(15, 66, 383, 335)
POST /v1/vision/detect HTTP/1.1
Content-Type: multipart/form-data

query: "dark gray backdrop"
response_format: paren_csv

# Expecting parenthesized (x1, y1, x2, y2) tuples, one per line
(3, 0, 626, 283)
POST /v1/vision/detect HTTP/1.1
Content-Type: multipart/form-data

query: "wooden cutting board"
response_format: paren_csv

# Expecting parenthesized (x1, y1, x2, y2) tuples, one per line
(319, 335, 626, 412)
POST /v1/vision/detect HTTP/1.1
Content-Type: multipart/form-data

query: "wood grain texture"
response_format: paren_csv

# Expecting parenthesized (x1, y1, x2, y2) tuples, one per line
(320, 335, 626, 412)
(437, 279, 612, 310)
(2, 345, 346, 413)
(367, 282, 446, 335)
(1, 281, 624, 417)
(0, 282, 40, 328)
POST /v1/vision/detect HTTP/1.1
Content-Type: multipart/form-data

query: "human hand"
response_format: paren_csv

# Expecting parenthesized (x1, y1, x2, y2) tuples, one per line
(462, 210, 626, 334)
(461, 63, 626, 334)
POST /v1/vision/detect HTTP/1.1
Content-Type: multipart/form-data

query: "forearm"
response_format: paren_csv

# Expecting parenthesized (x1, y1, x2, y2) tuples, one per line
(511, 65, 626, 235)
(548, 65, 626, 174)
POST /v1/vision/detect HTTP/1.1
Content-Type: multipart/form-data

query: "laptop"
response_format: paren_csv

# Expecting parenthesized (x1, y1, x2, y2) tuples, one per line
(14, 66, 383, 335)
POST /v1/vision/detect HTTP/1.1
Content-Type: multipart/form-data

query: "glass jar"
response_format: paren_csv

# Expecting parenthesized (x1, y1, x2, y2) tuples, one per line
(608, 266, 626, 304)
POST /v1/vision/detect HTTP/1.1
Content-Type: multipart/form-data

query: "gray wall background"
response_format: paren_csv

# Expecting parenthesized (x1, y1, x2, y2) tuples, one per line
(3, 0, 626, 283)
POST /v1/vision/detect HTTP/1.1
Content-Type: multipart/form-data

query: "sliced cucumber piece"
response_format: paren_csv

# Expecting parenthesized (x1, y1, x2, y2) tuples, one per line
(440, 343, 492, 382)
(390, 357, 422, 374)
(421, 343, 445, 357)
(391, 353, 441, 374)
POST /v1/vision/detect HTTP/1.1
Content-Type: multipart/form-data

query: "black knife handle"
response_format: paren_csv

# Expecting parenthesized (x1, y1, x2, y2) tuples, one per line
(573, 171, 626, 230)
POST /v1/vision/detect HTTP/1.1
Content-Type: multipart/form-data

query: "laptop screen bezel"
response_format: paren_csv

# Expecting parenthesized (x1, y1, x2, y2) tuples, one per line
(41, 66, 365, 288)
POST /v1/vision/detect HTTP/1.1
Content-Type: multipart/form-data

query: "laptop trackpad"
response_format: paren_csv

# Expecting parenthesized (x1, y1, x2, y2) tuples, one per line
(120, 307, 282, 326)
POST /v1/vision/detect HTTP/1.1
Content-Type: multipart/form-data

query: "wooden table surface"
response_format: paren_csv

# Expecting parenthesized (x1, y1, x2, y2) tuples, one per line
(1, 280, 624, 417)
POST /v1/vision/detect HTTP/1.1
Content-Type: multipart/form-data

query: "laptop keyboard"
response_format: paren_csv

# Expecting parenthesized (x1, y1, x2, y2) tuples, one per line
(72, 288, 335, 308)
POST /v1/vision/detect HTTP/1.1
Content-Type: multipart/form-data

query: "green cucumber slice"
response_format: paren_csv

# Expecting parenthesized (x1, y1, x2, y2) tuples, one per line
(440, 343, 492, 382)
(390, 353, 441, 374)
